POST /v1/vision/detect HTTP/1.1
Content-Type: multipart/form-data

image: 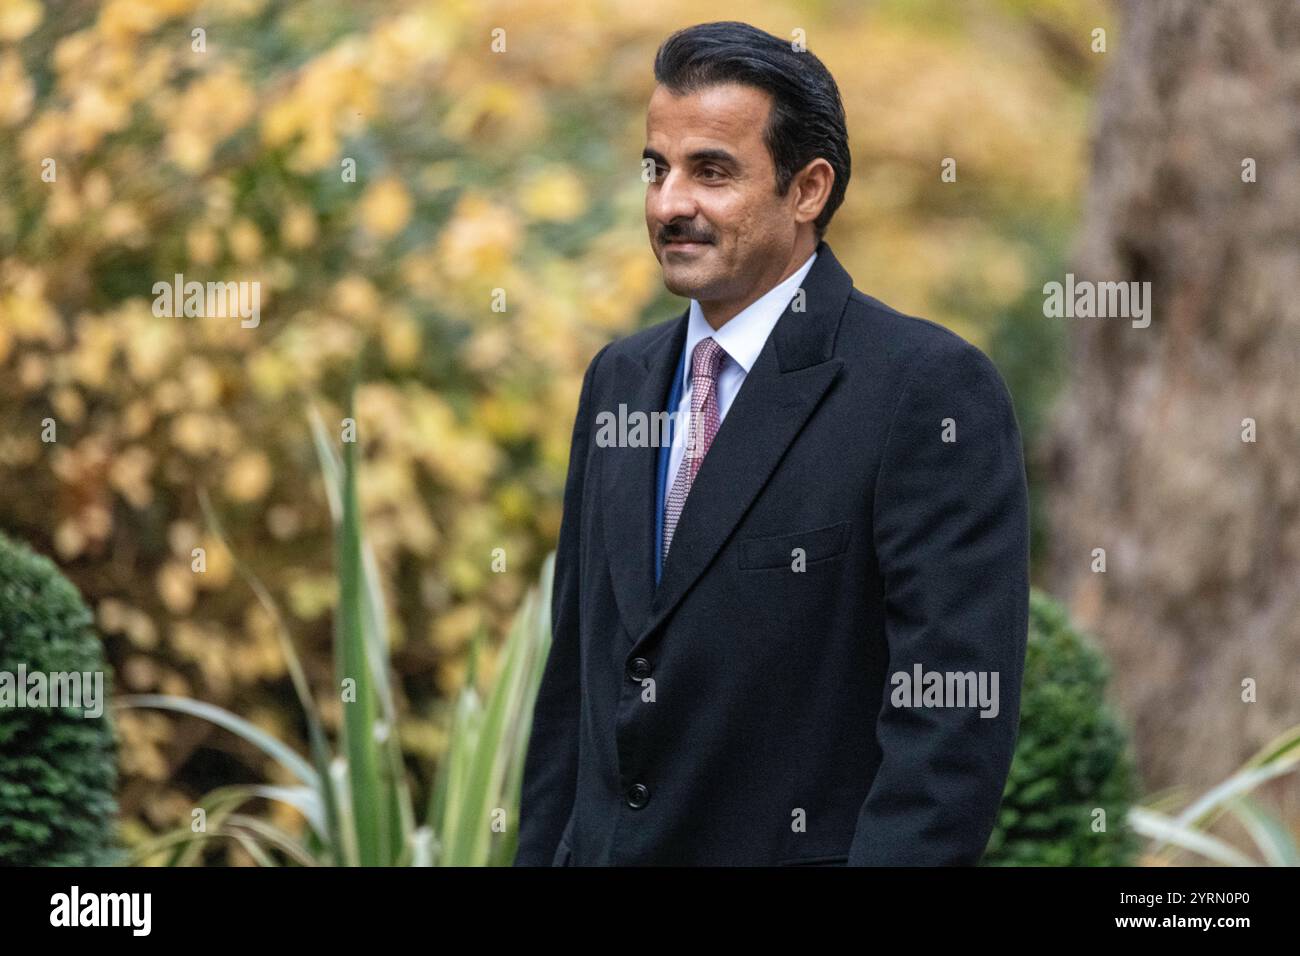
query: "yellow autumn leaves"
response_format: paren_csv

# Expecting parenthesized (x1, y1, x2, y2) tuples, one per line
(0, 0, 42, 43)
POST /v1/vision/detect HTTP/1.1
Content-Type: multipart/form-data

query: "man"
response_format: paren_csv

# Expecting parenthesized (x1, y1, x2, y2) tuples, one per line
(514, 21, 1029, 867)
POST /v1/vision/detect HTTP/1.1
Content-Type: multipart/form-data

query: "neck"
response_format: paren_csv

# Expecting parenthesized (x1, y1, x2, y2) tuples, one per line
(698, 237, 818, 330)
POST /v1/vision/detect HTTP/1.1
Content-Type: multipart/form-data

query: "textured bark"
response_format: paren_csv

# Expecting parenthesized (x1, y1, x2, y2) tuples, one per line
(1046, 0, 1300, 810)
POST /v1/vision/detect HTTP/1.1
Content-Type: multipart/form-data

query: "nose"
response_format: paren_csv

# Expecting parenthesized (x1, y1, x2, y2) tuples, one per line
(648, 167, 697, 230)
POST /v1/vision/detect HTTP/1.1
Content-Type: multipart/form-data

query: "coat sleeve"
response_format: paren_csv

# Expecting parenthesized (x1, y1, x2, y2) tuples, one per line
(847, 336, 1029, 866)
(512, 342, 609, 866)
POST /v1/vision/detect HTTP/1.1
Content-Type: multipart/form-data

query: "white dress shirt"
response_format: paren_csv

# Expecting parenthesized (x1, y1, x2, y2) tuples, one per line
(664, 251, 818, 507)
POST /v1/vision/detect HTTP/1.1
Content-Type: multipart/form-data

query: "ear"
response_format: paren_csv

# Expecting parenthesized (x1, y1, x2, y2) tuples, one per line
(791, 158, 835, 227)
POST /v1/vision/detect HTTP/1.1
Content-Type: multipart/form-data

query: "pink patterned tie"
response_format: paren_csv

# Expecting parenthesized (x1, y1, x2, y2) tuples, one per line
(663, 336, 726, 561)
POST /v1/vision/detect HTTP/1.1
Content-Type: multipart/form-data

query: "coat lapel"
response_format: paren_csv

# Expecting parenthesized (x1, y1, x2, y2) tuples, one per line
(602, 241, 855, 650)
(600, 311, 687, 642)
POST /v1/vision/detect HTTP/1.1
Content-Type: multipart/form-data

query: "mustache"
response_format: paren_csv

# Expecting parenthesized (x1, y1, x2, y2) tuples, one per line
(658, 226, 713, 244)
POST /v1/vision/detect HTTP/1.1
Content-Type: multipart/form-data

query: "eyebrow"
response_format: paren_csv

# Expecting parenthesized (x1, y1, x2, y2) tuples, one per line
(642, 147, 741, 169)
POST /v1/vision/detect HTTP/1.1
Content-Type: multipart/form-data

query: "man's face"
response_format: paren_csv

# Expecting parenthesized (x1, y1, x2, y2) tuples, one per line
(643, 82, 800, 310)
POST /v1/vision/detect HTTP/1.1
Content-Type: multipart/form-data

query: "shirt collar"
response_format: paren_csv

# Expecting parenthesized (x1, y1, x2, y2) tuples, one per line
(682, 250, 818, 392)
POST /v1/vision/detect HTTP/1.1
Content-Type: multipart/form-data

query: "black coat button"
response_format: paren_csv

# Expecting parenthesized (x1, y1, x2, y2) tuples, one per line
(626, 783, 650, 808)
(628, 657, 651, 681)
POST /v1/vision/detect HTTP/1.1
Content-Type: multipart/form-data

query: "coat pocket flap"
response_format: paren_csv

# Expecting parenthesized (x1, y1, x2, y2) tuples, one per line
(738, 521, 850, 570)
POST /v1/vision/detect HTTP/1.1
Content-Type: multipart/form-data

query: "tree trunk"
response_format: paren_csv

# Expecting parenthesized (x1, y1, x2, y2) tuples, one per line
(1046, 0, 1300, 815)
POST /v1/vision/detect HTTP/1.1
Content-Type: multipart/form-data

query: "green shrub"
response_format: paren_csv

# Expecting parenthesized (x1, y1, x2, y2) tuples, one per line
(0, 532, 119, 865)
(981, 589, 1140, 865)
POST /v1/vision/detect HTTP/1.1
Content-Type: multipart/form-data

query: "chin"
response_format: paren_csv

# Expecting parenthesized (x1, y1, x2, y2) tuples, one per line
(661, 256, 714, 292)
(661, 268, 707, 299)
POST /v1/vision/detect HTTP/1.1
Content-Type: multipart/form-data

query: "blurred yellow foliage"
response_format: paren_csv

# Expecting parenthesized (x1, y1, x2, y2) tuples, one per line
(0, 0, 42, 41)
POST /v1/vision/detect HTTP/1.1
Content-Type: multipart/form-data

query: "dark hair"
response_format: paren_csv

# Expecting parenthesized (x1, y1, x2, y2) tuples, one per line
(653, 21, 851, 240)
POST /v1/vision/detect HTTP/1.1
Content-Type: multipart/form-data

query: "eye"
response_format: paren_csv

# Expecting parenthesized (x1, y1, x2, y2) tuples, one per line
(698, 166, 724, 181)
